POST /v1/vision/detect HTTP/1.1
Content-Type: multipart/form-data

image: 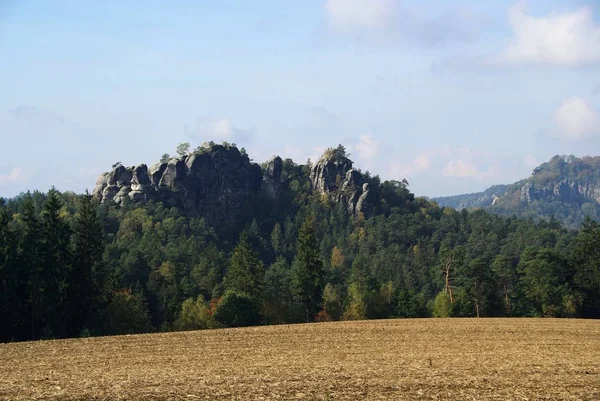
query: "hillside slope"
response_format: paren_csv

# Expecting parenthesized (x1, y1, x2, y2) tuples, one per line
(434, 155, 600, 228)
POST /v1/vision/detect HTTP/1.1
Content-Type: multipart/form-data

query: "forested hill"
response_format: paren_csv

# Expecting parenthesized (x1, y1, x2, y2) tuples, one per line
(433, 155, 600, 228)
(1, 144, 599, 343)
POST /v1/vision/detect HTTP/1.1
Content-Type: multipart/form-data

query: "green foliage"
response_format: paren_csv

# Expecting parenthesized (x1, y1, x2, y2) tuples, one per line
(517, 247, 567, 317)
(213, 291, 262, 328)
(224, 231, 265, 299)
(41, 188, 72, 338)
(176, 142, 190, 157)
(160, 153, 170, 163)
(395, 290, 426, 318)
(175, 296, 210, 330)
(292, 216, 325, 321)
(1, 149, 599, 343)
(342, 282, 367, 320)
(322, 283, 342, 320)
(263, 257, 293, 324)
(570, 219, 600, 317)
(69, 191, 107, 336)
(431, 291, 453, 318)
(106, 289, 153, 335)
(322, 144, 350, 163)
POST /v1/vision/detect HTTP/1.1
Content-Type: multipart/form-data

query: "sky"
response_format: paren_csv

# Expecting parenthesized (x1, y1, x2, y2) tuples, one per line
(1, 0, 600, 198)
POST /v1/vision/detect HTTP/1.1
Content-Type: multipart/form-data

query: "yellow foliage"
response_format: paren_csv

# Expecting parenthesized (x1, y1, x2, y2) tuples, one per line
(413, 245, 420, 255)
(331, 246, 345, 269)
(158, 261, 175, 281)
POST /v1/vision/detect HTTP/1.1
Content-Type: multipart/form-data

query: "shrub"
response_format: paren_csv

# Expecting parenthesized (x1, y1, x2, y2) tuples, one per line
(212, 291, 262, 328)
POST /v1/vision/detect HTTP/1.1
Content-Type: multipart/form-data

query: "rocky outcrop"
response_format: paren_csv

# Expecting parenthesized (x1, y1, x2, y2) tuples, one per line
(93, 144, 264, 226)
(262, 156, 283, 201)
(520, 178, 600, 204)
(310, 151, 374, 217)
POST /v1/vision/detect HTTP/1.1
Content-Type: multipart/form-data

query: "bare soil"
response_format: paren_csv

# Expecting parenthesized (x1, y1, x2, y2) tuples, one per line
(1, 318, 599, 400)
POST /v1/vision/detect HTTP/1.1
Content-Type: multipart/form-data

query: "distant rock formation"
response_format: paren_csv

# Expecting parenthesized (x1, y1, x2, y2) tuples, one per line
(433, 155, 600, 228)
(310, 148, 375, 218)
(93, 144, 264, 226)
(93, 144, 379, 225)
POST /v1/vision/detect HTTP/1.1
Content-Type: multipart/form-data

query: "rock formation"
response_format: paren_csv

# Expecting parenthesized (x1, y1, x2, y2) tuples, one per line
(309, 149, 375, 217)
(93, 144, 264, 226)
(93, 144, 378, 225)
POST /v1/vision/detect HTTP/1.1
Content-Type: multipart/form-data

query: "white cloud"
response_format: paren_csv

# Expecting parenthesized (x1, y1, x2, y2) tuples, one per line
(390, 147, 495, 181)
(442, 148, 495, 179)
(498, 3, 600, 67)
(325, 0, 398, 33)
(354, 134, 380, 162)
(442, 160, 493, 179)
(0, 167, 27, 185)
(188, 117, 256, 145)
(553, 97, 599, 141)
(388, 152, 432, 180)
(414, 153, 432, 170)
(281, 144, 328, 165)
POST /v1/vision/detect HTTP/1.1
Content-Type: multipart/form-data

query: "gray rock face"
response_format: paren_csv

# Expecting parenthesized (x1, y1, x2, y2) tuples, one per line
(519, 178, 600, 204)
(309, 153, 373, 217)
(263, 156, 283, 200)
(92, 145, 265, 226)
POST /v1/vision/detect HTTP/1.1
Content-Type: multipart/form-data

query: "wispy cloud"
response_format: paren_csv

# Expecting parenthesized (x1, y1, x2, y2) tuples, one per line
(388, 152, 432, 179)
(186, 118, 256, 146)
(442, 159, 494, 179)
(0, 167, 29, 186)
(325, 0, 398, 34)
(390, 147, 496, 181)
(324, 0, 479, 46)
(354, 134, 380, 164)
(8, 105, 66, 124)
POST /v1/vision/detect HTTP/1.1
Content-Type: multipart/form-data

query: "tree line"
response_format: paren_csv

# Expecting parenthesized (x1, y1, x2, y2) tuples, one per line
(1, 158, 599, 342)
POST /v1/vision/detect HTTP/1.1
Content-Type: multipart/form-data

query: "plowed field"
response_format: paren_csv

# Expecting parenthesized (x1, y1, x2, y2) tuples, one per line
(1, 319, 599, 400)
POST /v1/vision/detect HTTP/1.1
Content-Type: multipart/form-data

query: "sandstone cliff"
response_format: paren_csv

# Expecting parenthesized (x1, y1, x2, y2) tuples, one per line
(93, 144, 381, 225)
(93, 144, 278, 226)
(309, 148, 375, 218)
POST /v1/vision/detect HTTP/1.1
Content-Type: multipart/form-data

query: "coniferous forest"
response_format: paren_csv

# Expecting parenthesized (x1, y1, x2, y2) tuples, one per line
(1, 145, 599, 343)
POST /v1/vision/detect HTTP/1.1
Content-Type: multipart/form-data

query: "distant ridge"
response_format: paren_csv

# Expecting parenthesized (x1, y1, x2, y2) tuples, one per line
(434, 155, 600, 228)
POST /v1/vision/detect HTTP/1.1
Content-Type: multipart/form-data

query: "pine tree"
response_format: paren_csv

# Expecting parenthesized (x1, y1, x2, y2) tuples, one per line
(292, 216, 325, 322)
(69, 191, 106, 336)
(224, 231, 264, 299)
(271, 223, 283, 254)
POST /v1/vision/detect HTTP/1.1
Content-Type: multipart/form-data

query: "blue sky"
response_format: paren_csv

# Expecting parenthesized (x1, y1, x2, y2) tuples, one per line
(1, 0, 600, 198)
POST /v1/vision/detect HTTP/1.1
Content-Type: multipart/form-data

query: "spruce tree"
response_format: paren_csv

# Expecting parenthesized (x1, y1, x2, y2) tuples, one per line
(224, 231, 264, 299)
(20, 194, 44, 340)
(292, 216, 325, 322)
(69, 191, 105, 336)
(41, 188, 72, 338)
(0, 201, 15, 341)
